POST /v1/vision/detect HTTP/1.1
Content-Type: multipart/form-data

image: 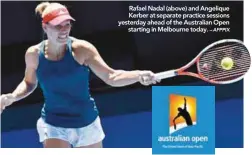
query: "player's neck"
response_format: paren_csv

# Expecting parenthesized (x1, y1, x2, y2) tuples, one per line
(46, 40, 67, 56)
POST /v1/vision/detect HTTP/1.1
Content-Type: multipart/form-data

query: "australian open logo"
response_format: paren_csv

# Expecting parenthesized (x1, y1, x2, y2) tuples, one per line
(169, 94, 197, 134)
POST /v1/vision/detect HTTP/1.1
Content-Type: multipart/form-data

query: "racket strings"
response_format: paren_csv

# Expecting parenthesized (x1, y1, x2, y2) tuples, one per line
(203, 58, 249, 80)
(212, 71, 248, 81)
(206, 46, 246, 75)
(208, 67, 248, 79)
(207, 58, 250, 79)
(198, 42, 250, 82)
(208, 56, 249, 74)
(201, 46, 245, 59)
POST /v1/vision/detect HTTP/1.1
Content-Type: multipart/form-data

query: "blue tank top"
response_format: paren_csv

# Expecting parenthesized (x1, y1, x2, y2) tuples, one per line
(36, 38, 98, 128)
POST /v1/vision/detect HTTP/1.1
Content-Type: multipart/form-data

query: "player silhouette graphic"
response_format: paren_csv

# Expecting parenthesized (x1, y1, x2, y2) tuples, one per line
(173, 97, 193, 130)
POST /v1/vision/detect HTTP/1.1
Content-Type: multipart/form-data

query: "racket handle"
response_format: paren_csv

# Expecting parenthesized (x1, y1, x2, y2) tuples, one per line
(154, 70, 177, 80)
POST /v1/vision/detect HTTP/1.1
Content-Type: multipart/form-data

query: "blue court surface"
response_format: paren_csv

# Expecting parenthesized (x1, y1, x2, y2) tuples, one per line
(1, 88, 243, 148)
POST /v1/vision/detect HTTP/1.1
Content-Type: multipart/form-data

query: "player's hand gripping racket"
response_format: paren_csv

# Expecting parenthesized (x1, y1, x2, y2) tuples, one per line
(154, 39, 251, 84)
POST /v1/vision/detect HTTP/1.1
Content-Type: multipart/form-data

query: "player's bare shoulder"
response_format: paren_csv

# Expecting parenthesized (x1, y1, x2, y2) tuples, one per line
(70, 37, 96, 65)
(25, 42, 41, 69)
(71, 37, 95, 51)
(27, 43, 40, 53)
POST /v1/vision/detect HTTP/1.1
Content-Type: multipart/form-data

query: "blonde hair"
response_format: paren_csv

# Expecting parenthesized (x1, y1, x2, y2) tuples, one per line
(35, 2, 67, 18)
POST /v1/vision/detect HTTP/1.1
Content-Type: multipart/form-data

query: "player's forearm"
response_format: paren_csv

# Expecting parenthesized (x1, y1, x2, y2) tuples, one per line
(174, 116, 179, 121)
(107, 70, 140, 87)
(12, 80, 37, 102)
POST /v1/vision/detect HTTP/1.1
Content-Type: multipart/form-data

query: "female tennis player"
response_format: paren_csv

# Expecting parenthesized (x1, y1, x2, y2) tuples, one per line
(0, 2, 160, 148)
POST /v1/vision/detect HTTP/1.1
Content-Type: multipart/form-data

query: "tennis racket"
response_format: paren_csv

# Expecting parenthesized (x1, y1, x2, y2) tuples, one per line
(154, 39, 251, 84)
(173, 121, 177, 130)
